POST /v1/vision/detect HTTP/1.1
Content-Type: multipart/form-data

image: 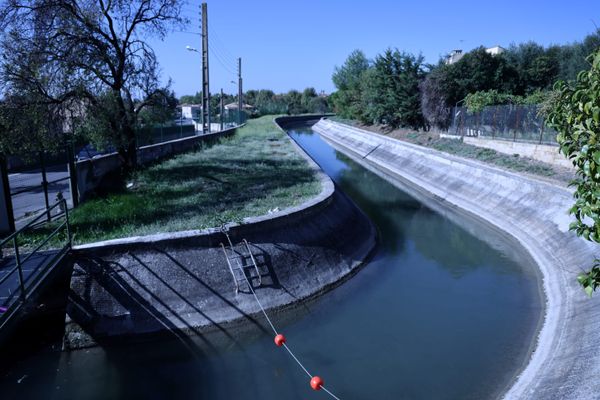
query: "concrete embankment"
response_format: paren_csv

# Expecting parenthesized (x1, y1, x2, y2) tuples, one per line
(313, 118, 600, 400)
(63, 116, 376, 349)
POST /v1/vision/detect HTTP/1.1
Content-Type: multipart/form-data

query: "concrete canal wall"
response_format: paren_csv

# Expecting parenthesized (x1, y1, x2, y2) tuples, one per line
(64, 116, 376, 348)
(313, 118, 600, 400)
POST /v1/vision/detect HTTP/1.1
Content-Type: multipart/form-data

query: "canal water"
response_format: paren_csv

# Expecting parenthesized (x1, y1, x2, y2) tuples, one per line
(0, 126, 542, 399)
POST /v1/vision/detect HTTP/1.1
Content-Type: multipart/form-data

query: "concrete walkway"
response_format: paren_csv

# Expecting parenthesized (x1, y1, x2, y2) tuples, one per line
(313, 118, 600, 400)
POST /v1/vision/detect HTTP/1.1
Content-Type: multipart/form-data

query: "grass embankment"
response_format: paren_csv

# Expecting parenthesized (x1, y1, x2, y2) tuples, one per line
(329, 116, 575, 184)
(24, 116, 321, 246)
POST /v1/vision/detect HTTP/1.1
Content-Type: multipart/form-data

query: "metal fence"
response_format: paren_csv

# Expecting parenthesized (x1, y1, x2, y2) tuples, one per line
(451, 104, 557, 145)
(6, 146, 76, 230)
(136, 124, 196, 147)
(0, 198, 71, 329)
(136, 111, 247, 147)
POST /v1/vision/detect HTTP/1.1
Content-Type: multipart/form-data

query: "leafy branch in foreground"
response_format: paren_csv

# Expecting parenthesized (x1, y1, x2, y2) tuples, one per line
(547, 49, 600, 296)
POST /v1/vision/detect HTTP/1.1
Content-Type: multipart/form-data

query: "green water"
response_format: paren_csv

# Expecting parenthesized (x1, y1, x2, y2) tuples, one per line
(0, 127, 542, 399)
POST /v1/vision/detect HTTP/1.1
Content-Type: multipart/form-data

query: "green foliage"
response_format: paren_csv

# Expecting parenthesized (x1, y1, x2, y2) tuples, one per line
(331, 50, 370, 120)
(0, 0, 185, 170)
(463, 89, 551, 113)
(547, 49, 600, 295)
(578, 261, 600, 297)
(230, 88, 330, 117)
(332, 48, 426, 129)
(420, 66, 453, 130)
(362, 49, 426, 129)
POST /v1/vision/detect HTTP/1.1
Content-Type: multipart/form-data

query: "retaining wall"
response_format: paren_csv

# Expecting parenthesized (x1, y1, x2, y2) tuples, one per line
(74, 125, 240, 201)
(463, 136, 573, 169)
(313, 118, 600, 400)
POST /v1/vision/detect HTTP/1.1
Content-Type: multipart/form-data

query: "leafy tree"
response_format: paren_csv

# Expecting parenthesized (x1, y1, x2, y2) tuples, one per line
(179, 92, 203, 104)
(420, 65, 453, 130)
(0, 0, 186, 171)
(0, 94, 65, 155)
(284, 90, 303, 115)
(547, 49, 600, 296)
(362, 49, 426, 129)
(331, 49, 370, 120)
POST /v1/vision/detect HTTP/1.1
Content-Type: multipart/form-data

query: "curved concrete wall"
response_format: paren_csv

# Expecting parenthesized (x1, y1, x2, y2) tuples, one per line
(313, 118, 600, 400)
(64, 117, 376, 348)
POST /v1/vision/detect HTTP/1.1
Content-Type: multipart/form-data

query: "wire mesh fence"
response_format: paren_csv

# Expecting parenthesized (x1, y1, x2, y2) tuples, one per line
(451, 104, 558, 145)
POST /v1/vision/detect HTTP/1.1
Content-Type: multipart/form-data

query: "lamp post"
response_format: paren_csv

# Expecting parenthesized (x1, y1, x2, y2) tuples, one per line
(186, 45, 210, 133)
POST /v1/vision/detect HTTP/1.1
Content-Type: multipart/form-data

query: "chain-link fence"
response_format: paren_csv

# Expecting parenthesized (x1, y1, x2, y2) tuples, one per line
(451, 104, 557, 145)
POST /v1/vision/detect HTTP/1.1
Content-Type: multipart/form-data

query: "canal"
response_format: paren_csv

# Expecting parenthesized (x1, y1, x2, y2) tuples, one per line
(0, 125, 542, 399)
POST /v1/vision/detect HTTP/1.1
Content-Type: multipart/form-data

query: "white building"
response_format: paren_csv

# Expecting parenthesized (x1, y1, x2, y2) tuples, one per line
(446, 49, 464, 65)
(485, 45, 505, 56)
(179, 104, 202, 120)
(446, 45, 506, 65)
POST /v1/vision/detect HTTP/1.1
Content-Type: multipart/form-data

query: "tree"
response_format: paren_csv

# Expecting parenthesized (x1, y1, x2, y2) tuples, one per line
(0, 0, 186, 171)
(331, 49, 370, 120)
(180, 92, 203, 105)
(547, 49, 600, 296)
(362, 49, 426, 129)
(284, 90, 303, 115)
(419, 65, 453, 130)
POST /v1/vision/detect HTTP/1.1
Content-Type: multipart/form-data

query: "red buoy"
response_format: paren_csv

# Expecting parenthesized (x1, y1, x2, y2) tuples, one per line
(310, 376, 324, 391)
(274, 333, 286, 347)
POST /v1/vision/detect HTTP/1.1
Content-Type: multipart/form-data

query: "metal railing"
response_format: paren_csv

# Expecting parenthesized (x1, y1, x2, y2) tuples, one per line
(0, 199, 71, 328)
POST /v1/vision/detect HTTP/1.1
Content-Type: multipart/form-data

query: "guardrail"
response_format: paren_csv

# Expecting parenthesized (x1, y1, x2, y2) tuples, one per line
(0, 199, 71, 329)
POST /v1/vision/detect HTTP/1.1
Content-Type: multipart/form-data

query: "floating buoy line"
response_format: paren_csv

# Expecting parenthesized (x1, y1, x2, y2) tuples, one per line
(240, 254, 342, 399)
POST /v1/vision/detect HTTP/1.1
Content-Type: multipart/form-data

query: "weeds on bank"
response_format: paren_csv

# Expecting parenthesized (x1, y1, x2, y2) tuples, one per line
(16, 116, 320, 246)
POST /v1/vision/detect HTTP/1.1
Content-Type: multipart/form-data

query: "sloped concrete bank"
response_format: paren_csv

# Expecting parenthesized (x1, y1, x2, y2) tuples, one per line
(313, 119, 600, 400)
(63, 117, 376, 349)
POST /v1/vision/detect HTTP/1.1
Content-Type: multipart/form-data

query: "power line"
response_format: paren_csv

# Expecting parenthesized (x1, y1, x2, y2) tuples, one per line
(208, 26, 238, 65)
(209, 44, 238, 76)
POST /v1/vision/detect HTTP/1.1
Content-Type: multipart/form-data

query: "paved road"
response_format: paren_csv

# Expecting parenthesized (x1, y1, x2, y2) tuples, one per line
(8, 165, 72, 227)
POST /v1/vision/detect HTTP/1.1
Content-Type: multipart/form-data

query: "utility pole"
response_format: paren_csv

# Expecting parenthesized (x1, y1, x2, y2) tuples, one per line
(238, 57, 243, 125)
(220, 88, 224, 131)
(201, 2, 210, 134)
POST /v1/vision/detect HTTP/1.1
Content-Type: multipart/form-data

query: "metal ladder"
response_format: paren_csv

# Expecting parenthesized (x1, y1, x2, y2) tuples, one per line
(220, 231, 262, 294)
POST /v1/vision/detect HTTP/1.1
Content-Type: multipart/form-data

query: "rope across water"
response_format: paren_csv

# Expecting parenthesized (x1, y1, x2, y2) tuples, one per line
(227, 234, 342, 399)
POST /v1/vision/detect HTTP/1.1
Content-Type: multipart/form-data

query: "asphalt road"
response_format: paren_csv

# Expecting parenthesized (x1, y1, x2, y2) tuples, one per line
(8, 165, 72, 227)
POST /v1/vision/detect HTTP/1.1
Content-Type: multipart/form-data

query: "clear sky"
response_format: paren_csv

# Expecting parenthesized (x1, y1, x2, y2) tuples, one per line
(149, 0, 600, 97)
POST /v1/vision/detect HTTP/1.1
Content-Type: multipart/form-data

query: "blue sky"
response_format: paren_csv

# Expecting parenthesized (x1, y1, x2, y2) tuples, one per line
(149, 0, 600, 97)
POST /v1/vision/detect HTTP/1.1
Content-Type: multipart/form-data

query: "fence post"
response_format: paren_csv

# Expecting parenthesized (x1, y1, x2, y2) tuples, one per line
(64, 199, 72, 246)
(492, 106, 497, 139)
(0, 154, 15, 234)
(13, 237, 26, 301)
(67, 141, 79, 208)
(39, 151, 51, 222)
(539, 119, 545, 144)
(513, 106, 519, 142)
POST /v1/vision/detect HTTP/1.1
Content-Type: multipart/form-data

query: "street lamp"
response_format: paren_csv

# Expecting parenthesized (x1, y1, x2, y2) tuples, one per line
(186, 45, 208, 132)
